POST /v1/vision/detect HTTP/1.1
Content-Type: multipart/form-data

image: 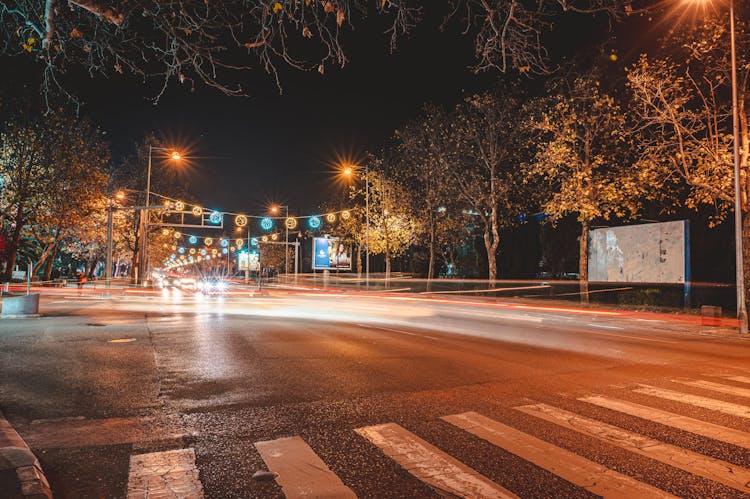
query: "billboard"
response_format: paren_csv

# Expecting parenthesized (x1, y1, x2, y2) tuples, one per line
(238, 249, 260, 271)
(588, 220, 689, 283)
(313, 237, 352, 270)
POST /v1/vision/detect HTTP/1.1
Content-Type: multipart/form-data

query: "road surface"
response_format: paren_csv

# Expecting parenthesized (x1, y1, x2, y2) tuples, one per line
(0, 288, 748, 498)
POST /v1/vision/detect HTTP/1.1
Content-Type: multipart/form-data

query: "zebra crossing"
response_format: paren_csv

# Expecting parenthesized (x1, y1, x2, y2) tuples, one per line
(126, 374, 750, 498)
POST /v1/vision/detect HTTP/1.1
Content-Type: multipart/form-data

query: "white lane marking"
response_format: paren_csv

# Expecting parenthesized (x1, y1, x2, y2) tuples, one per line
(673, 379, 750, 399)
(516, 403, 750, 493)
(356, 422, 516, 498)
(254, 436, 356, 499)
(443, 411, 674, 499)
(580, 395, 750, 449)
(588, 323, 624, 330)
(356, 323, 441, 341)
(724, 375, 750, 385)
(634, 385, 750, 419)
(575, 329, 678, 344)
(127, 448, 204, 499)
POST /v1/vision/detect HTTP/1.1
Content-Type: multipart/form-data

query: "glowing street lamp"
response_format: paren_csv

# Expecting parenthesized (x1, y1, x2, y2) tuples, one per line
(339, 163, 369, 284)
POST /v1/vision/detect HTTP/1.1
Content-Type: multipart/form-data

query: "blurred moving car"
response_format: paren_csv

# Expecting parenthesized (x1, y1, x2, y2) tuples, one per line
(156, 275, 181, 289)
(179, 277, 197, 291)
(197, 279, 228, 295)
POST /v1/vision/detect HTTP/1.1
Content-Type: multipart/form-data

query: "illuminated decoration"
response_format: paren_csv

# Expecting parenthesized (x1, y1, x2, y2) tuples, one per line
(178, 247, 185, 254)
(162, 228, 170, 236)
(341, 210, 351, 220)
(251, 238, 259, 247)
(271, 233, 278, 241)
(192, 206, 203, 216)
(285, 217, 298, 230)
(171, 245, 177, 251)
(180, 254, 186, 259)
(211, 248, 218, 255)
(230, 247, 236, 252)
(201, 249, 207, 256)
(222, 248, 229, 255)
(205, 255, 211, 261)
(308, 216, 321, 229)
(189, 248, 196, 255)
(262, 236, 269, 242)
(326, 213, 336, 223)
(236, 239, 244, 248)
(189, 256, 194, 262)
(174, 231, 182, 239)
(162, 243, 169, 248)
(209, 211, 222, 224)
(260, 217, 273, 231)
(204, 238, 213, 246)
(188, 235, 198, 245)
(170, 254, 176, 260)
(175, 200, 185, 211)
(163, 200, 172, 208)
(235, 214, 248, 227)
(220, 239, 229, 248)
(197, 257, 202, 262)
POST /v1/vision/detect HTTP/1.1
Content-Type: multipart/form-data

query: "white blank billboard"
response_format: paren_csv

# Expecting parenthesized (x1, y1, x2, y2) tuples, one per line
(588, 220, 689, 283)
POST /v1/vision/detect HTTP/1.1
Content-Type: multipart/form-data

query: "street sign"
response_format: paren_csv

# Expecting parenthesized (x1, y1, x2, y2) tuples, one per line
(238, 249, 260, 271)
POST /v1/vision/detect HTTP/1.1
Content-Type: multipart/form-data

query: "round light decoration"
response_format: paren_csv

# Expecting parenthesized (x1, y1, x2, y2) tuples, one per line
(174, 231, 181, 239)
(285, 217, 298, 230)
(235, 214, 248, 227)
(162, 228, 170, 236)
(220, 239, 229, 248)
(236, 239, 244, 248)
(262, 236, 269, 243)
(192, 206, 203, 216)
(308, 216, 321, 229)
(178, 247, 185, 254)
(326, 213, 336, 223)
(201, 249, 207, 256)
(171, 245, 177, 251)
(189, 248, 196, 255)
(271, 233, 278, 241)
(222, 248, 229, 255)
(341, 210, 351, 220)
(163, 200, 172, 209)
(204, 238, 213, 246)
(251, 238, 259, 247)
(205, 255, 211, 261)
(175, 200, 185, 211)
(189, 235, 198, 245)
(230, 246, 236, 252)
(260, 217, 273, 231)
(209, 211, 222, 224)
(211, 248, 218, 255)
(170, 254, 176, 260)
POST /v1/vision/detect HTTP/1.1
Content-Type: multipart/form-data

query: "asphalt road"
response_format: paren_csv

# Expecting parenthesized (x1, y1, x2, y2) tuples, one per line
(1, 289, 749, 498)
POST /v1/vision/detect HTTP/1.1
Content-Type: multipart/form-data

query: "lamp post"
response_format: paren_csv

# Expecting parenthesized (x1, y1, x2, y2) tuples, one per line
(341, 164, 369, 286)
(728, 0, 748, 333)
(137, 146, 181, 285)
(271, 205, 290, 275)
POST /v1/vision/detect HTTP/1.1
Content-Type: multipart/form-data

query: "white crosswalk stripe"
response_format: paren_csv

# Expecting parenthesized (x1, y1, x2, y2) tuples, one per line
(442, 411, 675, 499)
(634, 384, 750, 418)
(356, 422, 517, 498)
(127, 448, 204, 499)
(515, 402, 750, 493)
(672, 378, 750, 399)
(580, 394, 750, 449)
(254, 436, 356, 499)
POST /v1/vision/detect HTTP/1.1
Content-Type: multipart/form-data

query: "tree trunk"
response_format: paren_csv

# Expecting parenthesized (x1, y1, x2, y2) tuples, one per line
(427, 225, 436, 281)
(579, 221, 590, 305)
(3, 221, 24, 281)
(385, 255, 391, 282)
(356, 243, 362, 278)
(43, 244, 59, 281)
(484, 228, 497, 281)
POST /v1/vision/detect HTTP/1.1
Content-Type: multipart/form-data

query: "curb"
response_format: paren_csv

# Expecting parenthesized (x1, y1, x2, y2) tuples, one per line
(0, 411, 52, 498)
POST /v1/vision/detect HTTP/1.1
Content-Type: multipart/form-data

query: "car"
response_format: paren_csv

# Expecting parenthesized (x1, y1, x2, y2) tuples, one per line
(197, 278, 228, 295)
(179, 277, 197, 291)
(157, 275, 181, 289)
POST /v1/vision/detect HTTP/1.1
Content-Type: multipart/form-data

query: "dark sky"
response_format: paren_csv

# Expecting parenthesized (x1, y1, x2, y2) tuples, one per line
(3, 6, 654, 217)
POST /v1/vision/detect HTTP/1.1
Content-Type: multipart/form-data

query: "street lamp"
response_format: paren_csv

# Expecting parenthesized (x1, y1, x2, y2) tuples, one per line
(138, 146, 182, 285)
(341, 163, 369, 285)
(687, 0, 747, 333)
(271, 204, 290, 275)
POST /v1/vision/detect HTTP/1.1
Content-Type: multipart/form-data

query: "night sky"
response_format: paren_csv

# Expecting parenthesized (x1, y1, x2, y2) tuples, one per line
(2, 6, 655, 216)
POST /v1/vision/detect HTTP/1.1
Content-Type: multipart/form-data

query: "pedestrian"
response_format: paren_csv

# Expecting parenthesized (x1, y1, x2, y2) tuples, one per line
(76, 270, 87, 289)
